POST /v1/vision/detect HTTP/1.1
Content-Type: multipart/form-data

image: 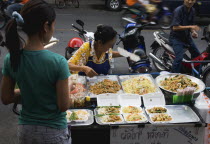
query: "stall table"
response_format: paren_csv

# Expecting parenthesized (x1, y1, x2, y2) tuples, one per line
(69, 102, 207, 144)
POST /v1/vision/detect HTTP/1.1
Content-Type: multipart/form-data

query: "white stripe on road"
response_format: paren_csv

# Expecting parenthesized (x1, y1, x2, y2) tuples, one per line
(56, 14, 73, 16)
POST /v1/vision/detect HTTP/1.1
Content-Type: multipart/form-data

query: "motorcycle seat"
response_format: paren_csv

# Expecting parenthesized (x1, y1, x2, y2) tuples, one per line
(157, 32, 170, 45)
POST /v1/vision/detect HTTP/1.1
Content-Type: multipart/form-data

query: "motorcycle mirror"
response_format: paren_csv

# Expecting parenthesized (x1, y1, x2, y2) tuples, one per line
(44, 37, 59, 49)
(76, 20, 84, 27)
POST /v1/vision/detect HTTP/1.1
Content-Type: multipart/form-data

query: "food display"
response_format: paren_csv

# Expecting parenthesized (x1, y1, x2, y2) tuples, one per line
(147, 107, 167, 114)
(121, 76, 157, 95)
(67, 75, 201, 125)
(151, 113, 172, 122)
(69, 75, 87, 108)
(160, 75, 199, 92)
(124, 113, 147, 122)
(121, 106, 142, 113)
(97, 106, 121, 115)
(66, 110, 89, 122)
(100, 114, 123, 123)
(89, 79, 121, 95)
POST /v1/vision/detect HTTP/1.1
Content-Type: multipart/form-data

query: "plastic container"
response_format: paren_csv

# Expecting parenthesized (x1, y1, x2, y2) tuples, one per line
(97, 93, 120, 106)
(143, 92, 166, 107)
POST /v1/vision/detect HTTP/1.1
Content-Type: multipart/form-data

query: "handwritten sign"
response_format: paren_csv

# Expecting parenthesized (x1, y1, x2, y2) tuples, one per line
(110, 125, 205, 144)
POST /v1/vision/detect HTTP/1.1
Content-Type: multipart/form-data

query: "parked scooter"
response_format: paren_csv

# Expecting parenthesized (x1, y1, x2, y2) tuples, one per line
(65, 20, 94, 60)
(117, 23, 151, 73)
(149, 25, 210, 86)
(121, 4, 172, 29)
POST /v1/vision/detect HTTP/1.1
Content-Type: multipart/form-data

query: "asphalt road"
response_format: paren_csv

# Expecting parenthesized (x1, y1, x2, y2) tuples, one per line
(0, 0, 210, 143)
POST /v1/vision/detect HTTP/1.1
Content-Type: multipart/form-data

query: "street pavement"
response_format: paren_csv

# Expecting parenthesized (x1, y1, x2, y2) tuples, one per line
(0, 0, 210, 143)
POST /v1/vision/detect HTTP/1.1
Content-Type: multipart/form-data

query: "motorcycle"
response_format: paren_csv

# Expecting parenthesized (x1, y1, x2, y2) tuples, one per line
(65, 20, 94, 60)
(117, 23, 151, 73)
(121, 4, 172, 29)
(0, 0, 11, 29)
(149, 25, 210, 92)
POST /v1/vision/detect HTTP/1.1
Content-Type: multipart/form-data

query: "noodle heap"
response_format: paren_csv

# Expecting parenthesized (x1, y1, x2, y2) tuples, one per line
(122, 76, 157, 95)
(89, 79, 121, 95)
(160, 75, 199, 92)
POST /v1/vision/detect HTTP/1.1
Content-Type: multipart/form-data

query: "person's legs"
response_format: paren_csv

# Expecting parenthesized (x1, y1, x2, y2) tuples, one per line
(6, 3, 23, 17)
(18, 125, 72, 144)
(170, 38, 185, 73)
(188, 38, 200, 59)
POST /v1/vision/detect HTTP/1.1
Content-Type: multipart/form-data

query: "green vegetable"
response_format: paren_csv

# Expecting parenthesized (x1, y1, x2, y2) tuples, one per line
(94, 113, 120, 117)
(69, 111, 78, 121)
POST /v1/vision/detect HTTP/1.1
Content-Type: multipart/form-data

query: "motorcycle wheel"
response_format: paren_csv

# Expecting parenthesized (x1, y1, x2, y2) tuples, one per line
(152, 46, 172, 71)
(55, 0, 66, 9)
(159, 15, 172, 30)
(71, 0, 79, 8)
(106, 0, 122, 11)
(202, 66, 210, 98)
(121, 10, 137, 28)
(0, 14, 6, 29)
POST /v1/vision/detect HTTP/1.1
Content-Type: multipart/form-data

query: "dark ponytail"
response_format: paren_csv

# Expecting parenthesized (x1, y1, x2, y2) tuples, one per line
(5, 0, 56, 72)
(5, 19, 22, 72)
(94, 25, 117, 44)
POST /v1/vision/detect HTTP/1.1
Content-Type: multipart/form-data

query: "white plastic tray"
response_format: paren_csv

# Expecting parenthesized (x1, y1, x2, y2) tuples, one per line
(164, 105, 200, 123)
(97, 94, 120, 106)
(143, 92, 166, 107)
(146, 105, 200, 124)
(119, 94, 142, 106)
(67, 109, 94, 126)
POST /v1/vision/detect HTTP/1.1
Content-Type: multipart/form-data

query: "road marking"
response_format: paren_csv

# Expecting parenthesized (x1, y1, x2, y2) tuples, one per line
(56, 14, 73, 16)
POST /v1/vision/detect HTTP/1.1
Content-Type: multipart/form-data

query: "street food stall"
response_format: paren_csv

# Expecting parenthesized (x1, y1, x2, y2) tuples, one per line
(66, 74, 210, 144)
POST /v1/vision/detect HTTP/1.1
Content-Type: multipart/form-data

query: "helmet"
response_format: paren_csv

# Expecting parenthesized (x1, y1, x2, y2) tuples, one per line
(68, 37, 84, 48)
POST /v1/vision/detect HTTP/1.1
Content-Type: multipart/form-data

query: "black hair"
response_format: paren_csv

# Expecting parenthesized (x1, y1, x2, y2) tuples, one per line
(94, 25, 117, 44)
(5, 0, 56, 72)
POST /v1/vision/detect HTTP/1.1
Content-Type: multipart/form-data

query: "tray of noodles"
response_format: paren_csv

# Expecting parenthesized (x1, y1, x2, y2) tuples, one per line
(87, 75, 123, 98)
(119, 74, 160, 95)
(155, 73, 205, 95)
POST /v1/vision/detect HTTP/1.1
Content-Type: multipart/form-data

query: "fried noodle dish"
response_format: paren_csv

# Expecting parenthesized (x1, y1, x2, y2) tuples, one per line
(147, 107, 167, 113)
(89, 79, 121, 95)
(122, 76, 157, 95)
(160, 75, 199, 92)
(122, 106, 142, 113)
(97, 107, 120, 115)
(151, 114, 172, 122)
(101, 115, 122, 123)
(125, 113, 146, 121)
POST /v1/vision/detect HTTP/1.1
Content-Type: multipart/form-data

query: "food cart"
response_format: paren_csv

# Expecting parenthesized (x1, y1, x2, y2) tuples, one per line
(67, 74, 210, 144)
